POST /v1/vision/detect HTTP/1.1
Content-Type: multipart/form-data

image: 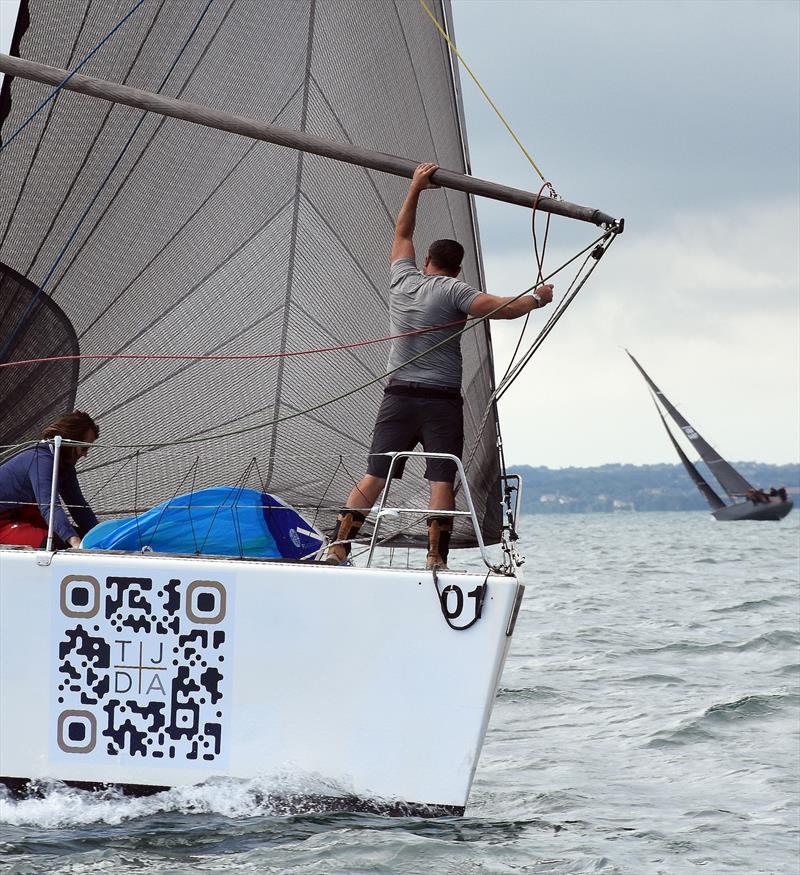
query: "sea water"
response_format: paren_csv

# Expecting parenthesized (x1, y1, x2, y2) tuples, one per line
(1, 512, 798, 874)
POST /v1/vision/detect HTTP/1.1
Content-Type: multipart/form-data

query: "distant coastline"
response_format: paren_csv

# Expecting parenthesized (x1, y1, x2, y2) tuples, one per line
(508, 463, 800, 514)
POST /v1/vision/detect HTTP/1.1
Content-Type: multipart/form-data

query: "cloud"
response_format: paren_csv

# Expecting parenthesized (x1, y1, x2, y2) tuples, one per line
(483, 198, 800, 466)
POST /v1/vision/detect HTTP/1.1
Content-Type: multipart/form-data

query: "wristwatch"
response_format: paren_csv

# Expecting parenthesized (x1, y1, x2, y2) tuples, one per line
(532, 291, 543, 307)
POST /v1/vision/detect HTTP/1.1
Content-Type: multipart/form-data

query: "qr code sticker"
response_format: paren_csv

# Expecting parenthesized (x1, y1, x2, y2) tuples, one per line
(52, 573, 232, 766)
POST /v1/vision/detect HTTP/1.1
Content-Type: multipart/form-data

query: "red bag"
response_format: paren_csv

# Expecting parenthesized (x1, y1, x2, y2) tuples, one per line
(0, 506, 48, 548)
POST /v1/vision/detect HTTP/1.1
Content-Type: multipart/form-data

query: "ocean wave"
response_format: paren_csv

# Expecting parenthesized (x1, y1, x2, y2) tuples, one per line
(619, 673, 686, 686)
(633, 629, 800, 655)
(711, 595, 794, 613)
(645, 693, 799, 747)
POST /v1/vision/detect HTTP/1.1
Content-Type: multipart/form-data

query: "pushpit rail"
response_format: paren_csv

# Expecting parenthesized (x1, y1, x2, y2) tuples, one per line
(365, 451, 491, 569)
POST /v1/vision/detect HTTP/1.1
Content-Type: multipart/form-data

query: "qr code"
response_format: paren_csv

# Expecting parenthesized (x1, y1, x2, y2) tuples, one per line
(53, 573, 232, 765)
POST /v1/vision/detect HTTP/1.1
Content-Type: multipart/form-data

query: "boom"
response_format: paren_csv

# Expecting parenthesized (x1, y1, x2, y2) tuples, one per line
(0, 53, 620, 229)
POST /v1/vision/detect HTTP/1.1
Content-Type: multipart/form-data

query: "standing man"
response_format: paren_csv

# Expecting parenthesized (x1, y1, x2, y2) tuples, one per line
(326, 163, 553, 569)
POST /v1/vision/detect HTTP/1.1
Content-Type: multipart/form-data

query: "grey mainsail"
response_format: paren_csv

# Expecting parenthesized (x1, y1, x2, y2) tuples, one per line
(0, 0, 502, 546)
(627, 350, 754, 498)
(651, 398, 726, 511)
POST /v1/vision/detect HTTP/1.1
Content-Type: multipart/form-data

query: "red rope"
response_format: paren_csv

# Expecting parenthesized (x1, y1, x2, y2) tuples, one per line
(0, 318, 469, 369)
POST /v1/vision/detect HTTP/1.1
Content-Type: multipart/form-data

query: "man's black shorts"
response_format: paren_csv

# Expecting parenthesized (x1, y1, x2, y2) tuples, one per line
(366, 382, 464, 483)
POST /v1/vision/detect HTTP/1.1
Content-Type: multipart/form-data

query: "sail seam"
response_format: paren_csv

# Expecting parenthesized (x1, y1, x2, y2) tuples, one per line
(0, 0, 96, 249)
(306, 73, 395, 227)
(76, 198, 295, 387)
(48, 0, 240, 298)
(263, 0, 317, 489)
(393, 0, 458, 234)
(73, 81, 304, 350)
(22, 0, 184, 277)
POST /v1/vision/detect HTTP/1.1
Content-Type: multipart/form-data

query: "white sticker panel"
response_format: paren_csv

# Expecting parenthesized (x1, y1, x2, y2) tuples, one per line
(51, 573, 233, 767)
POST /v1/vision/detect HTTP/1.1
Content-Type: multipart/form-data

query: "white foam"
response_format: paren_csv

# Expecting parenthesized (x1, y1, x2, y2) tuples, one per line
(0, 770, 358, 828)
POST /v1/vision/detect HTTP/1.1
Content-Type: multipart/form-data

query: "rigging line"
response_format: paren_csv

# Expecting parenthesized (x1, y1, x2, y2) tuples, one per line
(146, 454, 203, 547)
(417, 0, 548, 183)
(186, 456, 200, 554)
(0, 0, 148, 154)
(460, 229, 617, 472)
(133, 450, 143, 550)
(495, 252, 596, 399)
(84, 450, 136, 507)
(494, 229, 618, 398)
(0, 318, 471, 370)
(0, 0, 218, 365)
(229, 459, 255, 560)
(496, 232, 620, 401)
(196, 461, 253, 555)
(311, 455, 345, 531)
(85, 232, 613, 452)
(499, 182, 552, 384)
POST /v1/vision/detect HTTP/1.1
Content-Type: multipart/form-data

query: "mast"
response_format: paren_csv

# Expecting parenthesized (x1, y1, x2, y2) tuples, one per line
(627, 351, 754, 498)
(0, 53, 620, 229)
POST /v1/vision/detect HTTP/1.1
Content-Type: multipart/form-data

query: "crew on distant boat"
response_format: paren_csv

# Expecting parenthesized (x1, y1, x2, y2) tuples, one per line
(0, 411, 99, 549)
(746, 487, 771, 504)
(325, 163, 554, 569)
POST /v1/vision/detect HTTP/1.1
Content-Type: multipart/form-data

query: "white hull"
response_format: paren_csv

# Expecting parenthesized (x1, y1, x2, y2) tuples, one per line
(0, 547, 522, 814)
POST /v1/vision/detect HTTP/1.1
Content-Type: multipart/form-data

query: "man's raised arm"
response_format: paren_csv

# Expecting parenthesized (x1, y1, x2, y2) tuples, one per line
(468, 283, 554, 320)
(390, 162, 440, 263)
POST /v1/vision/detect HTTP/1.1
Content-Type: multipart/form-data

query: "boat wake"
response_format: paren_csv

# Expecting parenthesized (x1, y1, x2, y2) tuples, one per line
(0, 772, 440, 828)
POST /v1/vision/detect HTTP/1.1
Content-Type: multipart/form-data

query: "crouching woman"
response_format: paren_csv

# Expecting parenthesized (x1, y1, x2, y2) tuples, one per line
(0, 411, 100, 549)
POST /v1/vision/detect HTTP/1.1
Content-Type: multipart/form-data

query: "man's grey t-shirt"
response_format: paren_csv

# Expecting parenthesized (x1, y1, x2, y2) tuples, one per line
(386, 257, 481, 388)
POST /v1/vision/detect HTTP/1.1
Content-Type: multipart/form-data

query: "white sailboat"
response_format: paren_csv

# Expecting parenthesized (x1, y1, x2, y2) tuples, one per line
(0, 0, 620, 814)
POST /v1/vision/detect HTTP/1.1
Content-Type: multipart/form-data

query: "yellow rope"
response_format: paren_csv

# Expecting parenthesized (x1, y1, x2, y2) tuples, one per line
(417, 0, 547, 183)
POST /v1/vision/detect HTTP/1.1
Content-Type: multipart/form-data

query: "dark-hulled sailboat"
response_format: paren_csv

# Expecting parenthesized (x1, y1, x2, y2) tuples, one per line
(627, 351, 793, 521)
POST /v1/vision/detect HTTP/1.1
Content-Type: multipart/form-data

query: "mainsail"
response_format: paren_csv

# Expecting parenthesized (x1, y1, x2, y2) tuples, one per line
(0, 0, 503, 546)
(627, 351, 754, 498)
(651, 399, 726, 511)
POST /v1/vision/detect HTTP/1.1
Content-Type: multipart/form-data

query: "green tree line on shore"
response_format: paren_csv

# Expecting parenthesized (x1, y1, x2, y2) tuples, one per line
(508, 463, 800, 514)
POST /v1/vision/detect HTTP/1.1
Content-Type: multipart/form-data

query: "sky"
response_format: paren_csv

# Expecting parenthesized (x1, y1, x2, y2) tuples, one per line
(1, 0, 798, 468)
(451, 0, 800, 467)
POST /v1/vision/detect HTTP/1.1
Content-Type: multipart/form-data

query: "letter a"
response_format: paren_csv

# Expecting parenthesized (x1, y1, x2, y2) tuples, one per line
(146, 673, 166, 696)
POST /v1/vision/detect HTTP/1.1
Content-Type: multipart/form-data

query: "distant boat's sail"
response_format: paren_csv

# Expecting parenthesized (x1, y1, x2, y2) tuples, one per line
(626, 351, 754, 498)
(0, 0, 501, 546)
(651, 399, 726, 511)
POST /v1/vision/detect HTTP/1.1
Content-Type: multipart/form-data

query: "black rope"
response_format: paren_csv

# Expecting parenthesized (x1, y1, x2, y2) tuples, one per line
(196, 457, 253, 555)
(147, 455, 202, 547)
(500, 184, 552, 385)
(312, 454, 345, 531)
(133, 450, 143, 550)
(186, 456, 201, 554)
(432, 567, 490, 631)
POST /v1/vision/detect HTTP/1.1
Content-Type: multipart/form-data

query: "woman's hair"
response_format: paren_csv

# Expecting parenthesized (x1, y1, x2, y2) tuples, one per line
(41, 410, 99, 466)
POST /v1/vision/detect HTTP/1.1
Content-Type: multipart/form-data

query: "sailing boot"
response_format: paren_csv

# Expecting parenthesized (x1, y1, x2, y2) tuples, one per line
(426, 516, 453, 571)
(324, 509, 366, 565)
